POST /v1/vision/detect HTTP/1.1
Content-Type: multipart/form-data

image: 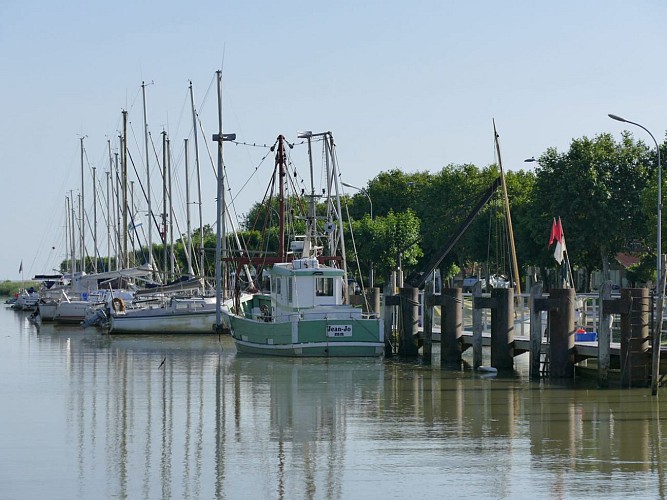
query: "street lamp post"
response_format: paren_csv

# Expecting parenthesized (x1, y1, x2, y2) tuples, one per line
(342, 181, 374, 288)
(609, 113, 663, 394)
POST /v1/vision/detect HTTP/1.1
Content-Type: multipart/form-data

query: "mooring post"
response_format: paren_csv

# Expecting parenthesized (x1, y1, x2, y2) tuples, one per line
(384, 284, 396, 356)
(549, 288, 575, 378)
(474, 287, 514, 371)
(529, 283, 543, 380)
(491, 288, 514, 371)
(398, 286, 420, 357)
(619, 287, 650, 387)
(441, 287, 463, 367)
(472, 281, 483, 369)
(598, 281, 612, 388)
(367, 287, 381, 318)
(423, 284, 434, 364)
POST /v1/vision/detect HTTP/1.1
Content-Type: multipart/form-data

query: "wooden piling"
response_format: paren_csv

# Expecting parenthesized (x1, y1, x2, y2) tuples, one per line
(441, 287, 463, 367)
(620, 287, 650, 387)
(472, 282, 483, 369)
(529, 283, 543, 380)
(549, 288, 575, 378)
(598, 281, 612, 388)
(398, 287, 420, 357)
(422, 284, 433, 364)
(490, 287, 514, 371)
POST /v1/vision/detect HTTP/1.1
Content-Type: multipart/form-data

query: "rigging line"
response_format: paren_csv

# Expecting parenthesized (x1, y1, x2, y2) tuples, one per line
(228, 139, 277, 203)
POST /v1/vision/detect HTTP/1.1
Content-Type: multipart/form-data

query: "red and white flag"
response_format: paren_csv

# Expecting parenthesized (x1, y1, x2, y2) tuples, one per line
(548, 217, 566, 264)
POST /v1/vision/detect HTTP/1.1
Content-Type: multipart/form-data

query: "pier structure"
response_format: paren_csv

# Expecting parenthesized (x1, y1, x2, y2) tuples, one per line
(388, 282, 662, 387)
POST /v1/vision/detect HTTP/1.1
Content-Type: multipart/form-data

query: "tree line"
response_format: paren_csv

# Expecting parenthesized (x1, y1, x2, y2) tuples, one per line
(60, 131, 665, 293)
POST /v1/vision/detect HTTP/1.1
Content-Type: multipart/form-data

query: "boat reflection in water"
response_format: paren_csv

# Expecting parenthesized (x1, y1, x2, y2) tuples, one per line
(8, 314, 667, 499)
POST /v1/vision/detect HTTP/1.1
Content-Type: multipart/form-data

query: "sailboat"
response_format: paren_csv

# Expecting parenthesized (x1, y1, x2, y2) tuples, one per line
(222, 133, 384, 357)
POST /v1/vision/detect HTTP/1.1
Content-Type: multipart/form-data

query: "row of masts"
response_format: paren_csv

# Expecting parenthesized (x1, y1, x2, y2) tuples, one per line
(64, 79, 211, 285)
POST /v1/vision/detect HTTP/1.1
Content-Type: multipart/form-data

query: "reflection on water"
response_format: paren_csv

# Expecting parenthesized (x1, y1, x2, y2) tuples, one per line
(2, 307, 667, 499)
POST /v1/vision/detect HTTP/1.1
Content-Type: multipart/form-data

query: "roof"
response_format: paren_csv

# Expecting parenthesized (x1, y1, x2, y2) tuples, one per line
(615, 253, 640, 269)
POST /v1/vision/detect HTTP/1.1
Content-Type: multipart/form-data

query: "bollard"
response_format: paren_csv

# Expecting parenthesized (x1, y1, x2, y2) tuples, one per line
(490, 288, 514, 371)
(441, 287, 463, 367)
(398, 287, 420, 357)
(549, 288, 575, 378)
(422, 285, 434, 365)
(598, 282, 612, 388)
(529, 283, 543, 380)
(619, 288, 650, 387)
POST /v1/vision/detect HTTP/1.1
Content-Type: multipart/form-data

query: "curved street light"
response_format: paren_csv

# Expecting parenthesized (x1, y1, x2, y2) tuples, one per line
(608, 113, 662, 284)
(609, 113, 663, 394)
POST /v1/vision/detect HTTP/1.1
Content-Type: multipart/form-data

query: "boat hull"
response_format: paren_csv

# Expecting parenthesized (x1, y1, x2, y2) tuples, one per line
(110, 308, 220, 334)
(226, 313, 384, 357)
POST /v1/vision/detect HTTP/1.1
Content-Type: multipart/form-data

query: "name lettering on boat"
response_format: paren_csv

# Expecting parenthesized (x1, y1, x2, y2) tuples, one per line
(326, 325, 353, 337)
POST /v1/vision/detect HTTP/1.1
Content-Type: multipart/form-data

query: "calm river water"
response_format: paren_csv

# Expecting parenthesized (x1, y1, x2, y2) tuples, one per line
(1, 305, 667, 499)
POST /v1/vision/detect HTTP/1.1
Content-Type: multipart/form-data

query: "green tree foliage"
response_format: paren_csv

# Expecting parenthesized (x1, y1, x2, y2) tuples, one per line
(530, 132, 653, 285)
(350, 209, 422, 285)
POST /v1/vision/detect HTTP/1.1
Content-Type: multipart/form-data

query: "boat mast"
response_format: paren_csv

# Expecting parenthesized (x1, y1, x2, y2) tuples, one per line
(326, 133, 348, 277)
(122, 110, 129, 269)
(162, 130, 168, 283)
(114, 148, 121, 271)
(493, 119, 522, 298)
(184, 138, 194, 276)
(92, 166, 98, 272)
(79, 136, 86, 273)
(141, 81, 155, 273)
(189, 81, 205, 279)
(107, 140, 113, 271)
(213, 69, 227, 330)
(168, 137, 175, 277)
(277, 135, 287, 261)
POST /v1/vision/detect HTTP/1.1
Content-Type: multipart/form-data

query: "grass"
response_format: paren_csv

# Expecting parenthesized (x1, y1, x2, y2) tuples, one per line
(0, 280, 39, 297)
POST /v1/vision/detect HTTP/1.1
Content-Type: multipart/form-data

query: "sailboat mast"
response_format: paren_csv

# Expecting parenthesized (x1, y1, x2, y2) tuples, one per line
(184, 138, 194, 275)
(189, 81, 205, 278)
(162, 130, 168, 283)
(122, 110, 129, 269)
(80, 136, 85, 273)
(168, 137, 175, 277)
(141, 81, 154, 273)
(214, 69, 225, 329)
(493, 119, 522, 298)
(107, 140, 113, 271)
(92, 166, 98, 272)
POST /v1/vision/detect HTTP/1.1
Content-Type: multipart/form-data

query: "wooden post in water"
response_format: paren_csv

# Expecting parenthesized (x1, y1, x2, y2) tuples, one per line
(620, 287, 650, 387)
(529, 283, 543, 380)
(384, 285, 396, 356)
(398, 287, 420, 357)
(472, 281, 483, 369)
(652, 255, 666, 395)
(549, 288, 575, 378)
(367, 287, 381, 317)
(441, 287, 463, 367)
(598, 281, 612, 388)
(490, 287, 514, 371)
(422, 283, 433, 365)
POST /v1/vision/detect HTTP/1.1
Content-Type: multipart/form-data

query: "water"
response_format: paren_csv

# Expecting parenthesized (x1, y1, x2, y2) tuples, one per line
(2, 306, 667, 500)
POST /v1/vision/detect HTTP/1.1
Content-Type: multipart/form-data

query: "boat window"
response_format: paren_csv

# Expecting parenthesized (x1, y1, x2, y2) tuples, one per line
(288, 278, 293, 302)
(315, 277, 334, 296)
(274, 278, 282, 296)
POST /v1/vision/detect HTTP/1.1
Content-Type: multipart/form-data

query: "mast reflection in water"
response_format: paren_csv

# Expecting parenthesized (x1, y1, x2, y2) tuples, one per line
(1, 306, 667, 499)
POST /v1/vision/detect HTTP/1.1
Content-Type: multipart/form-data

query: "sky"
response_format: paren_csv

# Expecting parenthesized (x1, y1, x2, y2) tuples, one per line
(1, 0, 666, 281)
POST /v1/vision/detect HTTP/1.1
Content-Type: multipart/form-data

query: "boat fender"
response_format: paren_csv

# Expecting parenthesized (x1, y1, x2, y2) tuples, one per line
(112, 297, 126, 313)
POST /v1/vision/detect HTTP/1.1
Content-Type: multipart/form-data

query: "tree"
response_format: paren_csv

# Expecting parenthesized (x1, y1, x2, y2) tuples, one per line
(350, 209, 422, 286)
(530, 132, 653, 289)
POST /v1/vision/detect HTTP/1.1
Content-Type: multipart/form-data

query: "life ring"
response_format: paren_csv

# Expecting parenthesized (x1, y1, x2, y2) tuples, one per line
(112, 297, 126, 312)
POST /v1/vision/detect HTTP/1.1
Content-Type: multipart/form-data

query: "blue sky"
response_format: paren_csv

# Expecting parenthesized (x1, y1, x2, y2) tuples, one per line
(1, 0, 665, 281)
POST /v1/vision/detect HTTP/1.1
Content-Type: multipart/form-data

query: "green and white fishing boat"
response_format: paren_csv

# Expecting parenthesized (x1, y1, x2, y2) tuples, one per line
(222, 132, 384, 357)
